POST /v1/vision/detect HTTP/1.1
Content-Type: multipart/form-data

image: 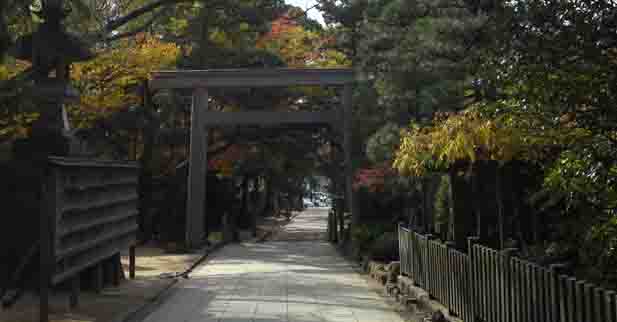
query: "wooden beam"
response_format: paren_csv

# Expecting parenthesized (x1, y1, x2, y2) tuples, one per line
(200, 111, 339, 126)
(150, 68, 355, 89)
(186, 88, 208, 248)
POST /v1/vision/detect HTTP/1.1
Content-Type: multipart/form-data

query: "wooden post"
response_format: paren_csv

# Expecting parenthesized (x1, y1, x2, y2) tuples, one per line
(342, 84, 355, 224)
(40, 180, 50, 322)
(93, 264, 103, 293)
(69, 275, 79, 308)
(502, 248, 517, 322)
(467, 236, 480, 322)
(129, 246, 136, 279)
(139, 80, 155, 242)
(186, 88, 208, 248)
(112, 253, 121, 286)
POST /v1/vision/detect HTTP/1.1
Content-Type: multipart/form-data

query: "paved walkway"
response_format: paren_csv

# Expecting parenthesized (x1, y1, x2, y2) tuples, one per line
(140, 208, 405, 322)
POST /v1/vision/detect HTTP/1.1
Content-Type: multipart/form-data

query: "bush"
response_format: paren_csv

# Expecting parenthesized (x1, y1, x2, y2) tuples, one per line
(351, 224, 388, 253)
(368, 232, 399, 262)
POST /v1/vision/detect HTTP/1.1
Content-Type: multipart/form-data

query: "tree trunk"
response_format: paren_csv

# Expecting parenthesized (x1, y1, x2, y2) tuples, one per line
(496, 165, 504, 250)
(449, 166, 475, 249)
(138, 81, 155, 242)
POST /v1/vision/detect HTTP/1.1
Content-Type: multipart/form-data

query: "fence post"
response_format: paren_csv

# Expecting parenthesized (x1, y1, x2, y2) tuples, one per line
(425, 234, 435, 298)
(502, 248, 517, 322)
(467, 236, 480, 322)
(550, 263, 567, 322)
(445, 241, 456, 316)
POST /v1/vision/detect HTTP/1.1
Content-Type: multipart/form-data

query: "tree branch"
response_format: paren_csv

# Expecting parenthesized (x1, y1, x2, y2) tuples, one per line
(104, 8, 166, 42)
(102, 0, 192, 34)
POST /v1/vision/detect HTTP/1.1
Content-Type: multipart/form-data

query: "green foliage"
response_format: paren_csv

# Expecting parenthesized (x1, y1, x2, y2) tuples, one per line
(365, 123, 400, 164)
(351, 223, 389, 253)
(368, 232, 398, 261)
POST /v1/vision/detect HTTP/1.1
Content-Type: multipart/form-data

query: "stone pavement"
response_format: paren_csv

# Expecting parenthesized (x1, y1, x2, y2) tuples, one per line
(140, 208, 406, 322)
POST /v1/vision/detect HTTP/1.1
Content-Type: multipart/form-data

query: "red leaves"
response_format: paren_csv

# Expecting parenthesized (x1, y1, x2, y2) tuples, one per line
(353, 165, 395, 192)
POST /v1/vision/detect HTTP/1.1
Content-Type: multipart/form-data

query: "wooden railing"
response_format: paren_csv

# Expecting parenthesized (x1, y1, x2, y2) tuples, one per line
(398, 224, 617, 322)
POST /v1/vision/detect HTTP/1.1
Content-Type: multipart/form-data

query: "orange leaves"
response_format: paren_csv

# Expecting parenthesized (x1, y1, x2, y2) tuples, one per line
(257, 13, 349, 68)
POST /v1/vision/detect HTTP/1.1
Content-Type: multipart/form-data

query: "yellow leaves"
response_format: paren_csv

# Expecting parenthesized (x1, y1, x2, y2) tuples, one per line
(394, 110, 526, 176)
(71, 34, 179, 121)
(0, 60, 30, 80)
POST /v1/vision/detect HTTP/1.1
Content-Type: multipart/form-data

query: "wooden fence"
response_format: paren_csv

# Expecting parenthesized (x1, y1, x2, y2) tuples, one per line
(399, 224, 617, 322)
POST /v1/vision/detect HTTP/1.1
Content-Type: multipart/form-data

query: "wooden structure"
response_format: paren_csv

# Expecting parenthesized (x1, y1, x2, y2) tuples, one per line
(398, 225, 617, 322)
(149, 68, 356, 248)
(40, 157, 139, 322)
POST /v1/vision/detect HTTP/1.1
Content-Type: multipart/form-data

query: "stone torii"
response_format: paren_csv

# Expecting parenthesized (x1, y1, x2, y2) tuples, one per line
(149, 68, 356, 248)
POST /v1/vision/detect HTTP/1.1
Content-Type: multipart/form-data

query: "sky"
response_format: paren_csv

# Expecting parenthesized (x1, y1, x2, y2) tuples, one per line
(285, 0, 325, 25)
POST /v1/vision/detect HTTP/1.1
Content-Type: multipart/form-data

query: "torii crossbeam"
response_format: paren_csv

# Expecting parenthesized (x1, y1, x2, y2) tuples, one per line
(150, 68, 356, 247)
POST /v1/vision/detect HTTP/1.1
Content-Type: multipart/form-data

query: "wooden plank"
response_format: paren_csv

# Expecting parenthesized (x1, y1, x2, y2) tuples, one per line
(596, 288, 606, 322)
(464, 254, 471, 321)
(60, 210, 138, 236)
(453, 252, 459, 317)
(49, 157, 139, 169)
(537, 267, 546, 322)
(502, 250, 514, 322)
(478, 247, 485, 320)
(605, 291, 616, 322)
(490, 248, 496, 322)
(575, 281, 585, 322)
(448, 248, 452, 311)
(425, 241, 431, 295)
(512, 259, 519, 322)
(430, 243, 436, 299)
(525, 263, 532, 322)
(63, 178, 138, 192)
(565, 278, 575, 322)
(531, 266, 538, 322)
(498, 252, 504, 322)
(200, 111, 339, 126)
(149, 68, 355, 89)
(557, 275, 567, 322)
(467, 238, 479, 322)
(585, 283, 594, 322)
(491, 250, 498, 322)
(480, 247, 491, 319)
(56, 224, 138, 259)
(186, 88, 208, 248)
(547, 269, 556, 322)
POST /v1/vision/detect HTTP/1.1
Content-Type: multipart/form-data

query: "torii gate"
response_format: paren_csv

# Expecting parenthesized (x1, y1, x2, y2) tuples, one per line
(149, 68, 355, 247)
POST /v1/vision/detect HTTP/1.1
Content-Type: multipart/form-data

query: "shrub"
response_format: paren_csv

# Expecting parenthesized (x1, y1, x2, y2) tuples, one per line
(368, 232, 399, 262)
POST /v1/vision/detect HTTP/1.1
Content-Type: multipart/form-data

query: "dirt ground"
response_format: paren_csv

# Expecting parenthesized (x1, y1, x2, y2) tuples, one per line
(0, 214, 292, 322)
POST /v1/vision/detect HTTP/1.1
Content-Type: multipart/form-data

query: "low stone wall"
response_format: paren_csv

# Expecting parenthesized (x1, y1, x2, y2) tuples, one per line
(364, 259, 460, 322)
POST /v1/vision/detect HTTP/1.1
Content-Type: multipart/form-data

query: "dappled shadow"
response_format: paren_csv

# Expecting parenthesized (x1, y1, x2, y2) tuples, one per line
(140, 209, 403, 322)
